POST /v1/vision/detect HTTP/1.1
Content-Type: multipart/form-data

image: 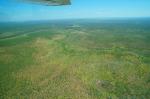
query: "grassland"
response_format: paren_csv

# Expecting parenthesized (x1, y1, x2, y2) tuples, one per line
(0, 19, 150, 99)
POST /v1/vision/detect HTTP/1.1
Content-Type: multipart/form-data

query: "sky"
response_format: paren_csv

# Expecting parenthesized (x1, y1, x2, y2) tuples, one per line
(0, 0, 150, 22)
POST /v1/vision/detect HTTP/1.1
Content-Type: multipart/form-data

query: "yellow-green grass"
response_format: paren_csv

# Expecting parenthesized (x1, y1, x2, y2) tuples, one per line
(0, 20, 150, 99)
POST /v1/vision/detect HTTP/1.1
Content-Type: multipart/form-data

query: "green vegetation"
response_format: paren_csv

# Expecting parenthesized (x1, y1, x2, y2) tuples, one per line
(0, 19, 150, 99)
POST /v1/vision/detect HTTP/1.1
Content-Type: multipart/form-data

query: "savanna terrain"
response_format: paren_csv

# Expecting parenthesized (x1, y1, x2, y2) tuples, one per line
(0, 19, 150, 99)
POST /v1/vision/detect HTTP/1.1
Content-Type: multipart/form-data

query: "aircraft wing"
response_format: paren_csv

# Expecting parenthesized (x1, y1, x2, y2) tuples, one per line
(19, 0, 71, 6)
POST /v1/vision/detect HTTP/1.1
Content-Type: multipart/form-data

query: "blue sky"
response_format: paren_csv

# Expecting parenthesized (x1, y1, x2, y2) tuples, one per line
(0, 0, 150, 21)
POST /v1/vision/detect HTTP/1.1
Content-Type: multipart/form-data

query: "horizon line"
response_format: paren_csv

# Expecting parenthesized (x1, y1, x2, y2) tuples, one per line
(1, 16, 150, 23)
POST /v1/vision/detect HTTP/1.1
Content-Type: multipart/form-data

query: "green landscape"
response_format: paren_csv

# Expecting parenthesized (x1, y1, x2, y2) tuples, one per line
(0, 19, 150, 99)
